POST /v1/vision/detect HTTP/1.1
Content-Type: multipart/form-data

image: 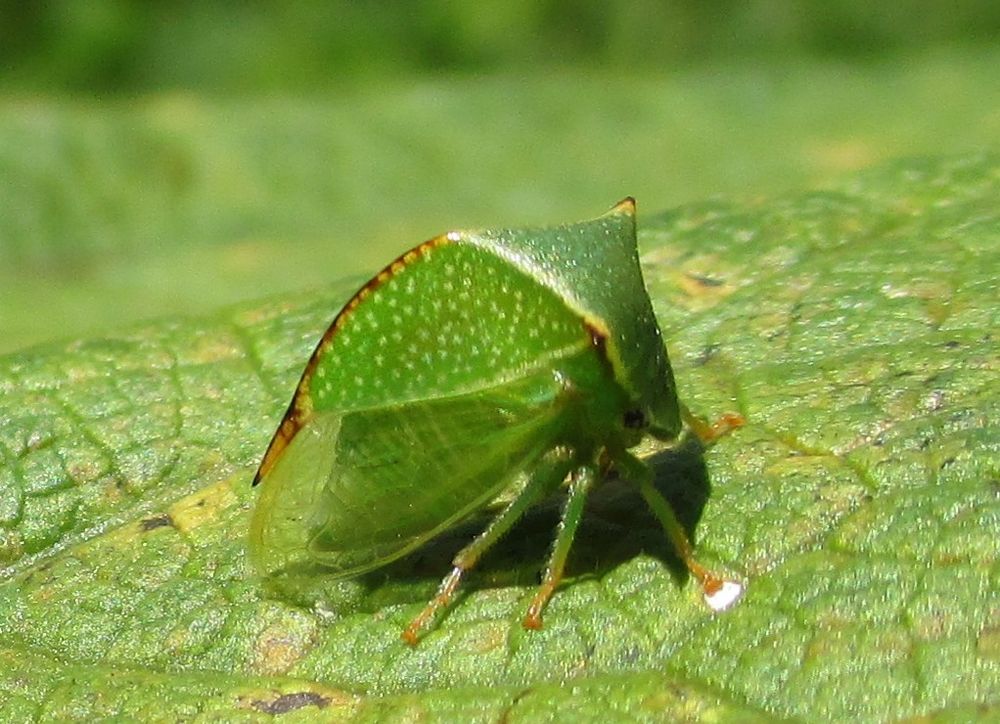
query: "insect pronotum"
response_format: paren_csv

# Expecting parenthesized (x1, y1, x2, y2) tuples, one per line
(250, 199, 744, 644)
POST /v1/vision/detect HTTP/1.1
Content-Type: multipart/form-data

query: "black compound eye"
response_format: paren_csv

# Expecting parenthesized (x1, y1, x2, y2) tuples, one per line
(623, 409, 646, 429)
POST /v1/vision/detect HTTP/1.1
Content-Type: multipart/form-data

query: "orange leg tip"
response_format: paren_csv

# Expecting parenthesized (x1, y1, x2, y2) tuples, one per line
(522, 613, 543, 630)
(721, 411, 746, 426)
(694, 411, 746, 444)
(402, 610, 433, 646)
(714, 412, 746, 433)
(699, 574, 724, 596)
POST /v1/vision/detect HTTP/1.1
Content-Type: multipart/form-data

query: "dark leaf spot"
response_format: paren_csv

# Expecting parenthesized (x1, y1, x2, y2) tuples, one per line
(695, 343, 720, 366)
(685, 272, 725, 287)
(251, 692, 331, 715)
(140, 514, 173, 532)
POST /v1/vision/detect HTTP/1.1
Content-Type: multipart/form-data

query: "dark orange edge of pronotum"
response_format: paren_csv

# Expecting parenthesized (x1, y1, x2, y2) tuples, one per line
(251, 233, 456, 486)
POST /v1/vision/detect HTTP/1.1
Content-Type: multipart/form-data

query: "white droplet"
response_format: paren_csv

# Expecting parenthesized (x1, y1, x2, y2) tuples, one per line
(704, 579, 744, 612)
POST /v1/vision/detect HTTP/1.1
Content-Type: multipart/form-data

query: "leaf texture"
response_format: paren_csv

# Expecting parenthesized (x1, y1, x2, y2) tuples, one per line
(0, 154, 997, 721)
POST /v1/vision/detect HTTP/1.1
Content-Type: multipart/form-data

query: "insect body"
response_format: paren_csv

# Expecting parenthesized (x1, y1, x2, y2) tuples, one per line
(250, 199, 743, 644)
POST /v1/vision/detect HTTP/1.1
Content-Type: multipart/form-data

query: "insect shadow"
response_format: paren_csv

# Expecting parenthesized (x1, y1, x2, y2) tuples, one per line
(353, 433, 714, 613)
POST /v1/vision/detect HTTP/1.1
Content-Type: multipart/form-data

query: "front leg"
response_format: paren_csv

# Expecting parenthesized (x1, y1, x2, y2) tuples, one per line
(613, 450, 743, 612)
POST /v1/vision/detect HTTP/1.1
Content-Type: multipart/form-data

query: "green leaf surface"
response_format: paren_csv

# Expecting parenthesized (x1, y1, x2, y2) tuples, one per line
(1, 154, 997, 721)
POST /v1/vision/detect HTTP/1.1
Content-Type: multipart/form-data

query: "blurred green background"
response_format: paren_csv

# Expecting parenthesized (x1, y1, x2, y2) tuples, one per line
(1, 1, 998, 353)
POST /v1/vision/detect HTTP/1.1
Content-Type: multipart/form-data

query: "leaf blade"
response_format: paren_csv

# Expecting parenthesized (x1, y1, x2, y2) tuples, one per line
(0, 154, 997, 720)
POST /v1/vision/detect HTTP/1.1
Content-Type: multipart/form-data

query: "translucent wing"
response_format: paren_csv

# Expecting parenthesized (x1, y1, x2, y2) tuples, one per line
(249, 365, 570, 578)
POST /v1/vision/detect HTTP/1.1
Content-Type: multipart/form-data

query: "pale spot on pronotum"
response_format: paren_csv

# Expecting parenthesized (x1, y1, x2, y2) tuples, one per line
(703, 579, 744, 612)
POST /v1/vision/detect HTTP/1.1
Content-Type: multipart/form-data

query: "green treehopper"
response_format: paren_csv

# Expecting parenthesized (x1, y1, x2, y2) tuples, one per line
(250, 199, 744, 644)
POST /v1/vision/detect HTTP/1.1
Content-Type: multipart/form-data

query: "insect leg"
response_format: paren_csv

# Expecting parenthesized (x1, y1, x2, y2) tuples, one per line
(679, 401, 745, 444)
(615, 451, 730, 598)
(522, 463, 596, 630)
(402, 451, 575, 645)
